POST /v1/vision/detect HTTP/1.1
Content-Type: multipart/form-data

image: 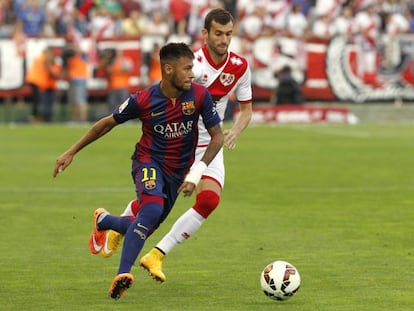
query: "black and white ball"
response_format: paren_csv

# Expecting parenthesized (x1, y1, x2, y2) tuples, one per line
(260, 260, 301, 301)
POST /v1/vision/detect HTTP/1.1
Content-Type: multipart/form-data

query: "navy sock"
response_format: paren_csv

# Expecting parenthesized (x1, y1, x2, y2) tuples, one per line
(98, 215, 132, 235)
(118, 202, 163, 274)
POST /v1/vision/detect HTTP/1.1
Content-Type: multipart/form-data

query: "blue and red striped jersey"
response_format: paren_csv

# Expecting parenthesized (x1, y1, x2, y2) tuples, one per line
(113, 82, 220, 176)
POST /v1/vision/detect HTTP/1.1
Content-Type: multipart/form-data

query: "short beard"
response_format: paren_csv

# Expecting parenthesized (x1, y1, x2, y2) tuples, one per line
(171, 75, 189, 92)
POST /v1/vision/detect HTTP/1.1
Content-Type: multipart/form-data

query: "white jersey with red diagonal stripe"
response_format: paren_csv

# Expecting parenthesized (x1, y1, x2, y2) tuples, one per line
(193, 45, 252, 145)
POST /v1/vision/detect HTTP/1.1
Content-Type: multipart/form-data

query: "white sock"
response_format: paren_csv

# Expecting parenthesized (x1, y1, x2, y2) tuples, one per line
(120, 200, 135, 217)
(156, 208, 205, 254)
(97, 212, 109, 223)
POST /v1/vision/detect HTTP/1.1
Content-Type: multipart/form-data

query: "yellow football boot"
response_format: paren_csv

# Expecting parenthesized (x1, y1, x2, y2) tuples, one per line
(101, 230, 123, 258)
(139, 248, 166, 282)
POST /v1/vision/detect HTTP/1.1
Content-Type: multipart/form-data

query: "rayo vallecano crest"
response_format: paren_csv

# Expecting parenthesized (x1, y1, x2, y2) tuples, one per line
(220, 72, 235, 86)
(181, 101, 195, 115)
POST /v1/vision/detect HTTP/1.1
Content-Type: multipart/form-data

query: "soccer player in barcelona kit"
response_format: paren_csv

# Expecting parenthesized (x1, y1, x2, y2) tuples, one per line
(98, 8, 253, 283)
(53, 42, 224, 300)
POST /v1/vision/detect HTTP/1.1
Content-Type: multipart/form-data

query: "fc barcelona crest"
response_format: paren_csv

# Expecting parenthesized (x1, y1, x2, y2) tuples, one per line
(220, 72, 235, 86)
(181, 101, 195, 115)
(144, 179, 156, 190)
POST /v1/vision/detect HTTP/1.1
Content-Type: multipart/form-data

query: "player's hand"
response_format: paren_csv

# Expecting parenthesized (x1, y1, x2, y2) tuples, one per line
(53, 152, 74, 178)
(178, 181, 196, 197)
(223, 129, 238, 150)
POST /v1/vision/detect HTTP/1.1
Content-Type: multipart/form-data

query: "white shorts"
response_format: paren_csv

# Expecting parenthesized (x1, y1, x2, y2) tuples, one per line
(193, 146, 225, 189)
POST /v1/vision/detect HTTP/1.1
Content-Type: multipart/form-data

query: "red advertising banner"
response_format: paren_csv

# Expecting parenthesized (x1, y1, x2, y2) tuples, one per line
(1, 35, 413, 102)
(242, 34, 414, 102)
(234, 105, 354, 124)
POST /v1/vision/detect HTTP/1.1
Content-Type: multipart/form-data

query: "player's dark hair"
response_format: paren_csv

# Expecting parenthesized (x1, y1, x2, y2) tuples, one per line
(204, 8, 234, 31)
(159, 42, 194, 66)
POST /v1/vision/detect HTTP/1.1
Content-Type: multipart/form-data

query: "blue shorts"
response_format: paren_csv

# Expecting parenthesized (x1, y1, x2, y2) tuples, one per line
(131, 160, 182, 227)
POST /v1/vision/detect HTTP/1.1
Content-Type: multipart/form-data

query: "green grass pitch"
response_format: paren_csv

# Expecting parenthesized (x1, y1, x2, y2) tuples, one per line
(1, 122, 413, 310)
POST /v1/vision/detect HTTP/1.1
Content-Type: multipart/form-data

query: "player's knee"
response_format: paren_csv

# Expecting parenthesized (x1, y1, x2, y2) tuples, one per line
(139, 194, 164, 228)
(193, 190, 220, 218)
(138, 204, 163, 232)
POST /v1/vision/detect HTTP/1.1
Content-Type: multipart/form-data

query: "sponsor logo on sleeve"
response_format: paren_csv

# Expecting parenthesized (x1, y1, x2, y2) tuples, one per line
(118, 99, 129, 113)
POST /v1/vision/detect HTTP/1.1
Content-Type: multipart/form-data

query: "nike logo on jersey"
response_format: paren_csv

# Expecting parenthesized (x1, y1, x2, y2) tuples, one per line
(151, 111, 165, 117)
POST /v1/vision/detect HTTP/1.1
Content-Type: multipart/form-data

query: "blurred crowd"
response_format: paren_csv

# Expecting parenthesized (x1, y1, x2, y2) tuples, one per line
(237, 0, 413, 41)
(2, 0, 414, 123)
(0, 0, 413, 41)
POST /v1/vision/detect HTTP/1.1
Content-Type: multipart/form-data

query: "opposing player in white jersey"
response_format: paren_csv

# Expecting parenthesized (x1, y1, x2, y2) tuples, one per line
(99, 8, 253, 282)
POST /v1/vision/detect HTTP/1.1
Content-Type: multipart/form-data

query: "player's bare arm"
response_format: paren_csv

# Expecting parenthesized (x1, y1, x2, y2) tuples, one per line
(178, 123, 224, 196)
(224, 101, 252, 150)
(53, 115, 118, 177)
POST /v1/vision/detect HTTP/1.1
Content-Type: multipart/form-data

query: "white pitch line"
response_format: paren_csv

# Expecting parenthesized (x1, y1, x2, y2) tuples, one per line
(0, 185, 413, 194)
(0, 187, 132, 193)
(270, 185, 414, 193)
(287, 125, 372, 138)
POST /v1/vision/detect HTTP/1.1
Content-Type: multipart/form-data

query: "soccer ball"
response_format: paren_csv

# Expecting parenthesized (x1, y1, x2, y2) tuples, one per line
(260, 260, 301, 301)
